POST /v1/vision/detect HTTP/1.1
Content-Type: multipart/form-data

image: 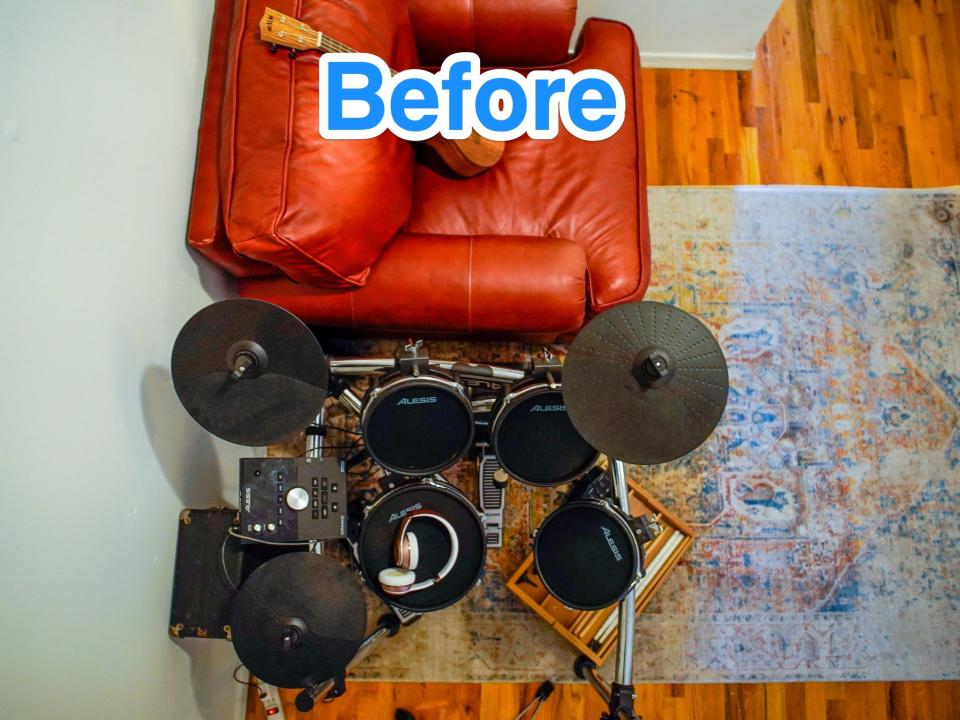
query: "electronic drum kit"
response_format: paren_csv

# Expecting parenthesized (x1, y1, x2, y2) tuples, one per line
(171, 298, 729, 719)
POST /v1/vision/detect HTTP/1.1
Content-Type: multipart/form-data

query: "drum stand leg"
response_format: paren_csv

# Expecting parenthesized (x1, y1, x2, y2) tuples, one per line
(336, 384, 363, 416)
(295, 613, 401, 712)
(577, 459, 641, 720)
(306, 410, 324, 459)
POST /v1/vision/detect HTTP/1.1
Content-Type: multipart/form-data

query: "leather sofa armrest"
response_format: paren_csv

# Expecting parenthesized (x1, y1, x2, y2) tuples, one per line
(407, 0, 577, 67)
(572, 18, 651, 313)
(187, 0, 274, 278)
(239, 233, 588, 338)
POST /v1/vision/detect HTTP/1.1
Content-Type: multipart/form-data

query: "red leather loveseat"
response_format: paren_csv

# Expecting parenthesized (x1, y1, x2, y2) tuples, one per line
(188, 0, 650, 339)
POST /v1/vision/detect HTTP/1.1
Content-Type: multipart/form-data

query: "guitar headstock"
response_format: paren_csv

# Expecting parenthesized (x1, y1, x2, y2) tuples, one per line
(259, 7, 320, 50)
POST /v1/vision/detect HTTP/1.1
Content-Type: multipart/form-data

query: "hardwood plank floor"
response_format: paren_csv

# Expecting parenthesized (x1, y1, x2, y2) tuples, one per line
(642, 0, 960, 187)
(245, 1, 960, 718)
(246, 681, 960, 719)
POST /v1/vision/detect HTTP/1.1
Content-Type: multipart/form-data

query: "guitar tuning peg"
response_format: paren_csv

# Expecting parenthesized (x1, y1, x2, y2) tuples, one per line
(288, 49, 298, 59)
(269, 43, 279, 54)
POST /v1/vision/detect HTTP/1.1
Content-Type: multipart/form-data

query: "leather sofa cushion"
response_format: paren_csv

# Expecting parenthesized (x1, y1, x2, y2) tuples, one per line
(219, 0, 419, 287)
(239, 233, 588, 336)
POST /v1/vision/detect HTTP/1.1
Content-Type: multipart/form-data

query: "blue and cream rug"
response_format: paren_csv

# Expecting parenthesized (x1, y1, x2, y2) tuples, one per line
(342, 187, 960, 683)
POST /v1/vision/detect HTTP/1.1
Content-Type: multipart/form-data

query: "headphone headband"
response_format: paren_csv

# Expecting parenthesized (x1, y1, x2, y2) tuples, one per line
(380, 510, 460, 596)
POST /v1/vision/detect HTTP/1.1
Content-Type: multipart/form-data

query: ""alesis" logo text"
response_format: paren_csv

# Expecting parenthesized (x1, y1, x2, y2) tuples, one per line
(530, 404, 565, 412)
(397, 396, 438, 406)
(601, 526, 623, 561)
(388, 502, 424, 523)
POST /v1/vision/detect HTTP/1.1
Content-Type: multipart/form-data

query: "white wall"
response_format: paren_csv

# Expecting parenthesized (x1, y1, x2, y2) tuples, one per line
(577, 0, 783, 69)
(0, 1, 249, 718)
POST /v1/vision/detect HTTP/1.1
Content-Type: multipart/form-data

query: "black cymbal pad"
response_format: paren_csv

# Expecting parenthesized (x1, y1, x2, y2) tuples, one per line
(230, 553, 367, 688)
(171, 299, 328, 446)
(563, 302, 728, 465)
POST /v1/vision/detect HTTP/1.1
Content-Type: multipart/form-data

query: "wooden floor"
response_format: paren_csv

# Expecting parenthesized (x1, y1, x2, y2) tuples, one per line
(246, 1, 960, 718)
(248, 680, 960, 719)
(642, 0, 960, 186)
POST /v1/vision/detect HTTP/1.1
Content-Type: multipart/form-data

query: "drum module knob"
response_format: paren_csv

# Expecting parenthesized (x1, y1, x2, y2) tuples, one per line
(286, 487, 310, 511)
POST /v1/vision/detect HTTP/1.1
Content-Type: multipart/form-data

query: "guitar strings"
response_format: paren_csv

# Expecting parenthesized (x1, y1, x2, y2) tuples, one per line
(320, 38, 357, 53)
(270, 16, 375, 54)
(272, 28, 354, 53)
(273, 21, 407, 78)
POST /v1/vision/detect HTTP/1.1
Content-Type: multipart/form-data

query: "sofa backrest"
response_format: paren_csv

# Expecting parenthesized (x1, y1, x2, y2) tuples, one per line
(407, 0, 577, 67)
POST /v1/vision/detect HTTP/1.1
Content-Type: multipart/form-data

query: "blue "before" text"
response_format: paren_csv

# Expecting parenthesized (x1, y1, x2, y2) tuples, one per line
(319, 52, 626, 142)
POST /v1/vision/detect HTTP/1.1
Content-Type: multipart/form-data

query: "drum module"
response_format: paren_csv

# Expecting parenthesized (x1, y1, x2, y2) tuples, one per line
(239, 457, 347, 543)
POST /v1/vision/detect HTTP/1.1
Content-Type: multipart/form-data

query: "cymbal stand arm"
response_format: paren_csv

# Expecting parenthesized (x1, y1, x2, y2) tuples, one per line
(429, 359, 527, 384)
(329, 357, 397, 375)
(328, 376, 363, 416)
(576, 657, 612, 705)
(608, 459, 639, 719)
(295, 614, 400, 711)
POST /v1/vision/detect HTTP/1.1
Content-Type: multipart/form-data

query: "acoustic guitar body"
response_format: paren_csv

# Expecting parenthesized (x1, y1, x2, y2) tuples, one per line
(422, 131, 506, 177)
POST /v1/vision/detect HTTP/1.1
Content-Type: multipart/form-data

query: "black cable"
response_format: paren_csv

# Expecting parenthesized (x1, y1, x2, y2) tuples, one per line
(318, 422, 364, 459)
(233, 665, 265, 698)
(345, 452, 374, 470)
(347, 464, 383, 482)
(323, 424, 363, 436)
(347, 457, 384, 477)
(324, 439, 364, 459)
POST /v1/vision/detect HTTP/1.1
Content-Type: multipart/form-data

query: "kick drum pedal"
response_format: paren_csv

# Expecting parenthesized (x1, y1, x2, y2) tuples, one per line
(387, 604, 422, 626)
(478, 449, 507, 548)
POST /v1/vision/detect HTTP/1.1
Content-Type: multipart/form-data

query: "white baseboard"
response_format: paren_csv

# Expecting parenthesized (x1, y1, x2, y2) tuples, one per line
(639, 51, 756, 71)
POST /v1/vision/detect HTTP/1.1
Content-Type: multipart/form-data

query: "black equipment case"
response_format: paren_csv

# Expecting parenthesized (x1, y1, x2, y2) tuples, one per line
(169, 507, 298, 640)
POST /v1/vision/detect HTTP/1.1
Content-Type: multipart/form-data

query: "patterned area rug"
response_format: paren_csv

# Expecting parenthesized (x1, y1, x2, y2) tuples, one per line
(318, 187, 960, 683)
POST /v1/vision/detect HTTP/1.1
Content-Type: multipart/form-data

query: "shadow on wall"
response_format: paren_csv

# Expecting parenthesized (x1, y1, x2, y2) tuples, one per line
(180, 637, 243, 720)
(142, 363, 245, 720)
(189, 245, 239, 302)
(140, 364, 230, 507)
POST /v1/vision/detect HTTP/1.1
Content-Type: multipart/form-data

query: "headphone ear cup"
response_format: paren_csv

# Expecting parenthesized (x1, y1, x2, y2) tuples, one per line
(378, 567, 416, 594)
(405, 532, 420, 571)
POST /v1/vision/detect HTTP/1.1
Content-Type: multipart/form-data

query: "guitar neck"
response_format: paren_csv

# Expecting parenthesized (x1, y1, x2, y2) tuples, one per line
(317, 33, 357, 55)
(260, 9, 400, 71)
(314, 34, 400, 75)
